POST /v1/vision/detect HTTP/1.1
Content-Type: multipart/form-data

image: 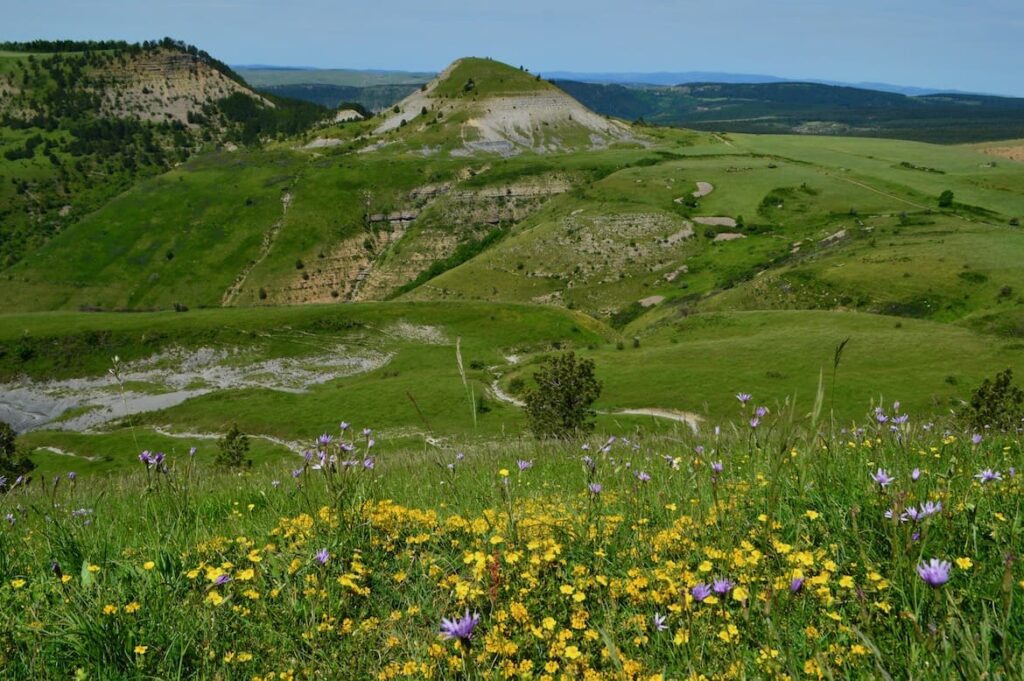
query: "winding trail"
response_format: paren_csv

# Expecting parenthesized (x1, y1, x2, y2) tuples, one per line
(222, 188, 295, 305)
(150, 426, 307, 455)
(488, 380, 701, 433)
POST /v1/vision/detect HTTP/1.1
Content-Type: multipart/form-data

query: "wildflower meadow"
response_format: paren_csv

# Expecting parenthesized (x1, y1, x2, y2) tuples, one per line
(1, 397, 1022, 679)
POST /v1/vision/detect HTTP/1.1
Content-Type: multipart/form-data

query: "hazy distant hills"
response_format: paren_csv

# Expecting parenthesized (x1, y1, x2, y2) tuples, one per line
(237, 65, 1024, 144)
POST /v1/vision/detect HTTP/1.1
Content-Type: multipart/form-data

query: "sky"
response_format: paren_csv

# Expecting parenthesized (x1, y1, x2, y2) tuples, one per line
(5, 0, 1024, 96)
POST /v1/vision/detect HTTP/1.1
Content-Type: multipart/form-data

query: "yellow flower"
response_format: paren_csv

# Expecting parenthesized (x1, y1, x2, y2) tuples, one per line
(237, 568, 255, 581)
(564, 645, 581, 660)
(134, 645, 148, 655)
(698, 560, 713, 573)
(103, 604, 117, 615)
(732, 587, 749, 602)
(559, 584, 575, 595)
(124, 601, 141, 613)
(205, 591, 225, 606)
(839, 575, 855, 589)
(10, 579, 25, 589)
(237, 652, 253, 662)
(805, 510, 820, 520)
(499, 469, 509, 478)
(87, 564, 100, 573)
(247, 550, 262, 563)
(60, 575, 72, 584)
(143, 561, 155, 571)
(955, 557, 973, 570)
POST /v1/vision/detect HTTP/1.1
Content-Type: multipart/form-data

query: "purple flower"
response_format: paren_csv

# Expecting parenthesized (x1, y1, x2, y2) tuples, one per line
(918, 500, 942, 518)
(363, 457, 375, 470)
(588, 483, 603, 495)
(911, 468, 921, 482)
(971, 434, 983, 445)
(912, 530, 921, 542)
(189, 447, 197, 458)
(749, 417, 760, 429)
(694, 445, 705, 455)
(712, 578, 733, 595)
(790, 577, 804, 593)
(892, 414, 909, 425)
(710, 461, 724, 474)
(317, 433, 332, 446)
(4, 513, 13, 526)
(67, 472, 76, 481)
(975, 469, 1002, 484)
(291, 468, 303, 478)
(691, 583, 712, 602)
(580, 443, 590, 451)
(139, 451, 152, 465)
(635, 471, 651, 483)
(582, 455, 595, 471)
(736, 393, 752, 405)
(367, 438, 376, 449)
(653, 613, 668, 632)
(755, 406, 768, 418)
(876, 412, 888, 424)
(456, 452, 465, 462)
(871, 468, 895, 488)
(362, 428, 372, 437)
(214, 573, 232, 586)
(339, 421, 350, 431)
(315, 548, 329, 565)
(916, 558, 952, 588)
(517, 459, 533, 471)
(440, 610, 480, 643)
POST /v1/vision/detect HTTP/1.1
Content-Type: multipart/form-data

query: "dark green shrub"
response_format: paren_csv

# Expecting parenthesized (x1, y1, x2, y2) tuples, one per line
(524, 352, 601, 438)
(216, 424, 251, 468)
(960, 369, 1024, 431)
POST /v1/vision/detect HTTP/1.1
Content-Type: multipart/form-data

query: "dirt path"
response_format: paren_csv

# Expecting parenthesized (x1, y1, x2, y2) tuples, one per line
(151, 425, 307, 455)
(488, 379, 701, 432)
(222, 188, 295, 305)
(609, 408, 701, 433)
(36, 446, 102, 462)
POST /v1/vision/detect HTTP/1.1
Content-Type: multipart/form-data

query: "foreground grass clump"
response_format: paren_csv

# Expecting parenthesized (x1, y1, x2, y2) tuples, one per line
(1, 401, 1022, 679)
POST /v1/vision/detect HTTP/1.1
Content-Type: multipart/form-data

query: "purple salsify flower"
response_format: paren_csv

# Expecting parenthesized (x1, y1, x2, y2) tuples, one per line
(580, 443, 590, 451)
(318, 433, 332, 446)
(749, 417, 760, 429)
(517, 459, 533, 471)
(582, 455, 596, 471)
(918, 500, 942, 518)
(903, 507, 921, 522)
(911, 468, 921, 482)
(710, 461, 724, 474)
(339, 421, 350, 431)
(362, 428, 372, 437)
(14, 475, 22, 487)
(315, 548, 329, 565)
(892, 414, 909, 425)
(975, 469, 1002, 484)
(152, 452, 164, 465)
(189, 447, 197, 457)
(755, 406, 768, 418)
(893, 400, 901, 412)
(67, 472, 76, 481)
(876, 412, 888, 424)
(790, 577, 804, 593)
(871, 468, 895, 488)
(341, 443, 356, 453)
(342, 460, 358, 468)
(588, 483, 603, 495)
(916, 558, 951, 587)
(1010, 468, 1017, 478)
(653, 613, 668, 632)
(884, 507, 907, 523)
(51, 561, 62, 577)
(271, 480, 281, 488)
(291, 468, 303, 478)
(736, 393, 752, 405)
(694, 445, 705, 455)
(367, 438, 376, 449)
(971, 434, 983, 445)
(636, 471, 651, 483)
(303, 450, 313, 462)
(363, 457, 375, 469)
(911, 530, 921, 542)
(712, 578, 733, 595)
(139, 451, 151, 465)
(440, 610, 480, 643)
(214, 573, 232, 586)
(4, 513, 14, 526)
(691, 583, 712, 602)
(456, 452, 465, 461)
(446, 463, 456, 471)
(714, 425, 721, 436)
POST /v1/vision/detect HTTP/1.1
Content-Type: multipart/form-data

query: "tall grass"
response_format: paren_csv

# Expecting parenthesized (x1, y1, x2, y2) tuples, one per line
(1, 395, 1021, 679)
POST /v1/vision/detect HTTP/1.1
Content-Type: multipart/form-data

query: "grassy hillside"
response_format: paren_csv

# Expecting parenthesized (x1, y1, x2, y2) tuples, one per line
(556, 80, 1024, 143)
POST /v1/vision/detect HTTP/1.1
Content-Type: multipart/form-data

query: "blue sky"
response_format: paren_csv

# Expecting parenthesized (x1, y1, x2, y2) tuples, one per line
(5, 0, 1023, 95)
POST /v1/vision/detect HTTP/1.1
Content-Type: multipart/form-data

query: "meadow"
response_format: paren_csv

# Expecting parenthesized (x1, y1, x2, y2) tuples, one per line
(1, 391, 1021, 679)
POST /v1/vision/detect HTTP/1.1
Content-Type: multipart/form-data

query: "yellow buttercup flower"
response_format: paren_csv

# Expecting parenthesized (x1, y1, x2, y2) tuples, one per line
(103, 604, 117, 615)
(143, 561, 155, 571)
(134, 645, 148, 655)
(124, 601, 141, 613)
(10, 579, 25, 589)
(955, 557, 973, 570)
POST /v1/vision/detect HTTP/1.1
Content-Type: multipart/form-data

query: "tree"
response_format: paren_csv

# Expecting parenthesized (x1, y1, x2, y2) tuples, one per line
(938, 190, 954, 208)
(0, 421, 35, 484)
(960, 368, 1024, 431)
(524, 352, 602, 438)
(216, 424, 251, 468)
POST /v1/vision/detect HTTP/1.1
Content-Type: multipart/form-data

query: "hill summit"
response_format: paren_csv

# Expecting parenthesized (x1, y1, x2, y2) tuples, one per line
(371, 57, 634, 156)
